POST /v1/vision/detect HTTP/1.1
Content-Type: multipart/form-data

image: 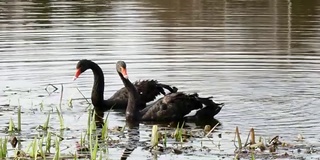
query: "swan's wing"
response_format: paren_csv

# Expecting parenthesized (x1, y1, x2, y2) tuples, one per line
(134, 80, 177, 103)
(186, 96, 224, 120)
(109, 87, 129, 101)
(109, 80, 177, 104)
(141, 92, 203, 121)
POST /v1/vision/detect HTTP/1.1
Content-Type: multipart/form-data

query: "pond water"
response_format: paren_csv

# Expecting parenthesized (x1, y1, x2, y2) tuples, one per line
(1, 0, 320, 159)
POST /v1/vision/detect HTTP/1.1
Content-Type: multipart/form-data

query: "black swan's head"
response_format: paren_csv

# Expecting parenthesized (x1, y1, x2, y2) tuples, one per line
(74, 59, 92, 80)
(116, 61, 128, 79)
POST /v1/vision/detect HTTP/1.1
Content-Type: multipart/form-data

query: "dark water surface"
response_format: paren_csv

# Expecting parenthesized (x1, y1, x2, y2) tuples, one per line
(1, 0, 320, 159)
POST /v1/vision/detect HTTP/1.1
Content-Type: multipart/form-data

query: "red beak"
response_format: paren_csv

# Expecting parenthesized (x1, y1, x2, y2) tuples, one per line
(73, 69, 81, 81)
(121, 67, 128, 79)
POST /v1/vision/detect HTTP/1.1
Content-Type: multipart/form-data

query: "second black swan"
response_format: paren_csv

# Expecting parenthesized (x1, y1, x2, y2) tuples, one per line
(116, 61, 224, 122)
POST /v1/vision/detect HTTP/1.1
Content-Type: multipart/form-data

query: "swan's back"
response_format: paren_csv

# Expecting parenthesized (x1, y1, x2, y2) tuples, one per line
(140, 92, 204, 121)
(109, 80, 177, 110)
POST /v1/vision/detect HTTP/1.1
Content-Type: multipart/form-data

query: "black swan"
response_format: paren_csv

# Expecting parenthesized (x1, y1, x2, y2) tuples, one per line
(116, 61, 224, 121)
(73, 59, 177, 114)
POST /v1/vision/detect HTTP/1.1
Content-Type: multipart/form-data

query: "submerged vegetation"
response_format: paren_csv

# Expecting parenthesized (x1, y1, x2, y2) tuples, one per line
(0, 84, 318, 159)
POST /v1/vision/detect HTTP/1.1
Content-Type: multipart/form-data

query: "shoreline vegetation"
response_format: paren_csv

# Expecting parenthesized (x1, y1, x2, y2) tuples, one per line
(0, 84, 316, 159)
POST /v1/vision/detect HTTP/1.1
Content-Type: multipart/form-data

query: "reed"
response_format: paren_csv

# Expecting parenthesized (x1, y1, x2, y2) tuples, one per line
(204, 122, 220, 138)
(8, 118, 16, 132)
(17, 105, 21, 131)
(0, 137, 8, 159)
(151, 125, 159, 148)
(56, 84, 65, 130)
(235, 126, 242, 150)
(59, 84, 63, 112)
(250, 128, 255, 144)
(80, 132, 85, 148)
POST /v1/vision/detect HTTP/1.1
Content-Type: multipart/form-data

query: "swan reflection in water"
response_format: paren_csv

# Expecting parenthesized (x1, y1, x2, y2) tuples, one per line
(121, 121, 140, 160)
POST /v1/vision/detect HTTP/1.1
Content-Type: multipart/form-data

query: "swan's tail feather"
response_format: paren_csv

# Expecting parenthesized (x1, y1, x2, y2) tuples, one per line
(157, 83, 178, 95)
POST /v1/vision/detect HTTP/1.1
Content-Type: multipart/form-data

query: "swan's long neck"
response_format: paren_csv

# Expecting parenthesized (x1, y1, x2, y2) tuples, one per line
(89, 62, 105, 108)
(118, 72, 140, 121)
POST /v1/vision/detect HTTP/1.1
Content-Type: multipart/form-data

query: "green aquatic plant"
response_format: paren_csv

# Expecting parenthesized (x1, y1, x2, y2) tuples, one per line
(8, 118, 16, 132)
(57, 84, 65, 130)
(27, 137, 38, 158)
(251, 152, 256, 160)
(80, 132, 85, 148)
(88, 111, 97, 160)
(101, 107, 113, 141)
(120, 123, 126, 133)
(151, 125, 159, 148)
(59, 84, 63, 111)
(91, 135, 99, 160)
(39, 137, 45, 159)
(174, 122, 185, 143)
(87, 109, 92, 135)
(73, 151, 77, 160)
(99, 151, 102, 160)
(0, 137, 8, 159)
(101, 118, 108, 141)
(43, 112, 51, 131)
(40, 100, 44, 112)
(90, 111, 97, 133)
(68, 98, 73, 108)
(56, 107, 64, 130)
(163, 129, 167, 148)
(46, 132, 52, 154)
(53, 136, 60, 160)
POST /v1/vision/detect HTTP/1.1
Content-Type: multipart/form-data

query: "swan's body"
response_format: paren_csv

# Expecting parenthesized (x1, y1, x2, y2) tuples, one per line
(116, 61, 224, 122)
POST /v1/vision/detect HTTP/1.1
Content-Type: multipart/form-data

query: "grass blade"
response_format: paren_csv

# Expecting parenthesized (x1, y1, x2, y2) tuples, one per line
(101, 118, 108, 141)
(91, 136, 98, 160)
(53, 136, 60, 160)
(46, 132, 51, 154)
(43, 112, 51, 131)
(56, 107, 64, 130)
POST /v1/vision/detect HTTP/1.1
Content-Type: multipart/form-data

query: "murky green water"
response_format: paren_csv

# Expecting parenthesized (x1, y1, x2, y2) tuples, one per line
(1, 0, 320, 159)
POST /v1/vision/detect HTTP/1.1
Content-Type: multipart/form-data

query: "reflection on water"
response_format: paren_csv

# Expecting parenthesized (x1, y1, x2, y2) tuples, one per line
(121, 122, 140, 160)
(1, 0, 320, 159)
